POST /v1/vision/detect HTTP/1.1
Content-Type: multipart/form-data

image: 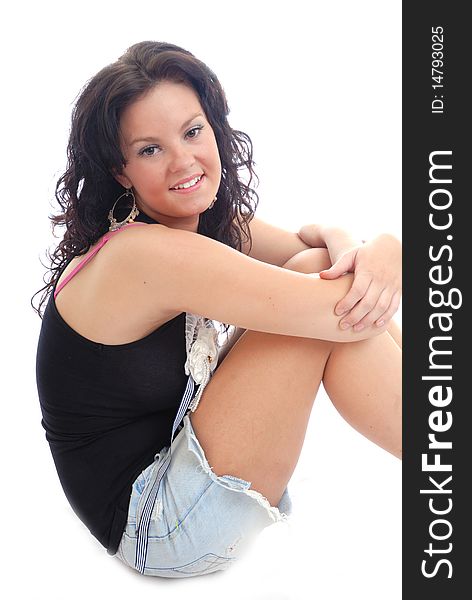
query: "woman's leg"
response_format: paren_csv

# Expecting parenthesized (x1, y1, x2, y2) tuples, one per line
(386, 318, 402, 349)
(190, 248, 402, 508)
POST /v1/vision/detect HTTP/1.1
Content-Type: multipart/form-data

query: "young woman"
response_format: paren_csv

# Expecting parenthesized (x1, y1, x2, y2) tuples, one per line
(35, 41, 402, 578)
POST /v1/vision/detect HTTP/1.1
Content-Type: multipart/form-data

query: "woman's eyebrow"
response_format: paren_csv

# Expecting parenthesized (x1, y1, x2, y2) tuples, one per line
(181, 112, 205, 129)
(129, 135, 159, 146)
(129, 112, 205, 146)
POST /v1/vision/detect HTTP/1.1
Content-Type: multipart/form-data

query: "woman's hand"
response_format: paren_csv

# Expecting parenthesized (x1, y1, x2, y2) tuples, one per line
(318, 233, 402, 331)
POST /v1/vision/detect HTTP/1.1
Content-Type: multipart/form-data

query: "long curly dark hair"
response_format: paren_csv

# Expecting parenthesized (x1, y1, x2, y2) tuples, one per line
(33, 41, 259, 317)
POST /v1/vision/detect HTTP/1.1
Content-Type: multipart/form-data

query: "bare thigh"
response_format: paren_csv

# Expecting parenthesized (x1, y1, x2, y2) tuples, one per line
(190, 248, 402, 507)
(190, 249, 334, 507)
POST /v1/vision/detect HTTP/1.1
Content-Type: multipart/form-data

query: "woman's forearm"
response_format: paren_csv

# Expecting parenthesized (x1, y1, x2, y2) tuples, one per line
(321, 226, 364, 264)
(298, 224, 363, 264)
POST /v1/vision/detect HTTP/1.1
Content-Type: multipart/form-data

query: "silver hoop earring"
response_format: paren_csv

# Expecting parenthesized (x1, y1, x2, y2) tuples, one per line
(108, 188, 140, 231)
(208, 196, 217, 210)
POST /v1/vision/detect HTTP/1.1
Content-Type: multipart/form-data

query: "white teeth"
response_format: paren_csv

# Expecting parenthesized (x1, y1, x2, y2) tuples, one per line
(173, 175, 202, 190)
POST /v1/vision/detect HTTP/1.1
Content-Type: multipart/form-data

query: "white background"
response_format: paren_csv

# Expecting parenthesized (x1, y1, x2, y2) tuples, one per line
(1, 1, 401, 598)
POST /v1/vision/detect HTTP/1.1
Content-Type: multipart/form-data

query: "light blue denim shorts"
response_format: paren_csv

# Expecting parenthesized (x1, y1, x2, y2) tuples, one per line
(115, 414, 292, 578)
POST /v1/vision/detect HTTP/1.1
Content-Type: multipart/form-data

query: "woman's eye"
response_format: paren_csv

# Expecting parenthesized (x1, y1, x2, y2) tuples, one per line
(139, 145, 160, 157)
(186, 125, 204, 139)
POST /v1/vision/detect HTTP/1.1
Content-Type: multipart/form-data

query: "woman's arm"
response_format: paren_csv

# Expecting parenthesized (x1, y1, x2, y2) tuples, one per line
(104, 225, 389, 343)
(299, 223, 402, 330)
(245, 219, 402, 330)
(298, 223, 363, 263)
(241, 217, 318, 265)
(242, 218, 365, 270)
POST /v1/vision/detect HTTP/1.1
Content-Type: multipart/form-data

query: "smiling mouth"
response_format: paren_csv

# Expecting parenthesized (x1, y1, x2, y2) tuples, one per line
(170, 174, 203, 190)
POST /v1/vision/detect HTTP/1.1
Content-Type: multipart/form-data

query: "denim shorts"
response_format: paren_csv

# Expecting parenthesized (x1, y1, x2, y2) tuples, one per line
(115, 414, 292, 578)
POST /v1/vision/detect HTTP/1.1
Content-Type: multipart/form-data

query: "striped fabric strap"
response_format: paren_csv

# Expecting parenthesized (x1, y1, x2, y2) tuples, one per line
(134, 374, 196, 574)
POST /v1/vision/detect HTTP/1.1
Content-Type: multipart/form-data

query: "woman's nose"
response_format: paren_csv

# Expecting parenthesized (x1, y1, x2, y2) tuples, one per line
(168, 144, 195, 173)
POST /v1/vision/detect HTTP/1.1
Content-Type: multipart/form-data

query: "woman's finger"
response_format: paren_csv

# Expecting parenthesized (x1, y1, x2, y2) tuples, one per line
(339, 283, 384, 329)
(334, 272, 372, 316)
(375, 290, 402, 327)
(349, 287, 393, 330)
(319, 252, 354, 280)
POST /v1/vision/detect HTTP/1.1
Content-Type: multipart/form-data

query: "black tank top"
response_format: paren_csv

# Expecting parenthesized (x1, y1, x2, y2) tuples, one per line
(36, 220, 190, 555)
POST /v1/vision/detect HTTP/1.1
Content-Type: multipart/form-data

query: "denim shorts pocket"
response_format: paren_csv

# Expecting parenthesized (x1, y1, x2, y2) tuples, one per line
(143, 475, 214, 547)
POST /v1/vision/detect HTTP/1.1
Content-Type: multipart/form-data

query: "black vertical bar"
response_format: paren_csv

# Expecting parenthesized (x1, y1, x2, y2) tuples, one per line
(403, 2, 469, 597)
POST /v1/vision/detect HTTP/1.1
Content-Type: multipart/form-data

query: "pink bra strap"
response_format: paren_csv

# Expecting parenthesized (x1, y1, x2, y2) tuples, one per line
(54, 222, 147, 300)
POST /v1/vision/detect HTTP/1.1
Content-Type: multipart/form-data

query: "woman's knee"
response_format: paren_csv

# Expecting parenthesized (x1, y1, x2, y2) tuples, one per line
(282, 247, 331, 273)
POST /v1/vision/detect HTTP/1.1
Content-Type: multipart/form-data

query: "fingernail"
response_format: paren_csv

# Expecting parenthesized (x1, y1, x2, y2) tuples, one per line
(335, 307, 346, 316)
(353, 323, 364, 331)
(340, 321, 350, 330)
(377, 319, 385, 327)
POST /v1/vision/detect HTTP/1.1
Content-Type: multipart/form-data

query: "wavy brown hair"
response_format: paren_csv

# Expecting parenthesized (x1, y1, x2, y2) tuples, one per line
(33, 41, 259, 316)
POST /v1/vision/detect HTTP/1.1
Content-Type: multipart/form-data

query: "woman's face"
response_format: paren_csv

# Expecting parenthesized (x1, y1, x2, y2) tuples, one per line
(116, 81, 222, 232)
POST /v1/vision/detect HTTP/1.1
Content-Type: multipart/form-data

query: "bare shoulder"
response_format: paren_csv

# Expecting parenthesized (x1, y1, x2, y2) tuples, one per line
(54, 224, 181, 345)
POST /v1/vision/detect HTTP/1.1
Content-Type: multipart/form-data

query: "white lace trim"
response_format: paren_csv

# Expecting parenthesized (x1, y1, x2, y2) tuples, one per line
(184, 313, 219, 412)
